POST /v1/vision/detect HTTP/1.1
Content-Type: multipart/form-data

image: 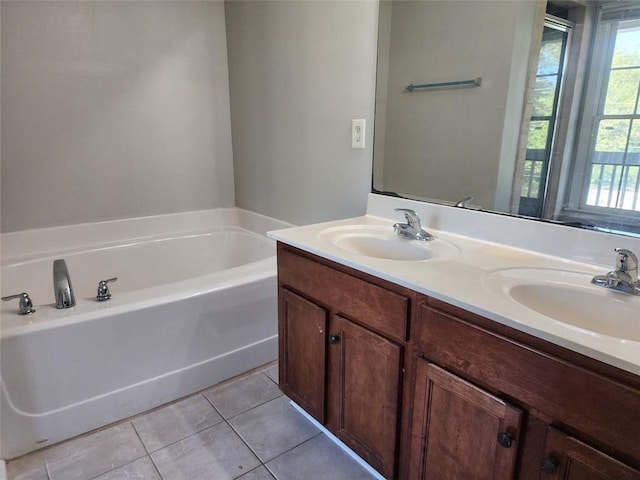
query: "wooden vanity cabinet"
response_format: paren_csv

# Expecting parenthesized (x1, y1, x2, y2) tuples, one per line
(277, 243, 640, 480)
(407, 359, 523, 479)
(277, 243, 414, 479)
(540, 427, 640, 480)
(279, 288, 327, 423)
(326, 314, 402, 475)
(408, 296, 640, 480)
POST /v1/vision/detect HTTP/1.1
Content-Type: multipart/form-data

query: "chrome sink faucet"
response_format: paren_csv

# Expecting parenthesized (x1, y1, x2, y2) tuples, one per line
(591, 248, 640, 296)
(393, 208, 434, 241)
(454, 196, 474, 208)
(53, 259, 76, 308)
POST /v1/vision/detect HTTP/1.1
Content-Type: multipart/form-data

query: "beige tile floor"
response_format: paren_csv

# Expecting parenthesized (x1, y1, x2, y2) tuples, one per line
(7, 363, 376, 480)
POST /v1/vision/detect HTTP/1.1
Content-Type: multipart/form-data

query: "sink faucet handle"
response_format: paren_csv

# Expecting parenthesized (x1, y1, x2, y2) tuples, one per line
(615, 248, 638, 271)
(97, 277, 118, 302)
(2, 292, 36, 315)
(394, 208, 421, 228)
(615, 248, 638, 279)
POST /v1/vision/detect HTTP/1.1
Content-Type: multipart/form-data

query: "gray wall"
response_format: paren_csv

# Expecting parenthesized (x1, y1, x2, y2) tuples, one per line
(1, 1, 234, 232)
(225, 1, 378, 226)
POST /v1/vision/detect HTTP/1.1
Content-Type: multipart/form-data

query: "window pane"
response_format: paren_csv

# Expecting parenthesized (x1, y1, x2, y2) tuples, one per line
(526, 120, 549, 149)
(611, 21, 640, 69)
(603, 68, 640, 114)
(588, 164, 622, 207)
(532, 76, 558, 117)
(579, 18, 640, 215)
(586, 164, 603, 206)
(537, 30, 564, 75)
(531, 161, 543, 197)
(618, 165, 640, 210)
(595, 119, 631, 152)
(620, 122, 640, 210)
(521, 160, 543, 198)
(630, 120, 640, 153)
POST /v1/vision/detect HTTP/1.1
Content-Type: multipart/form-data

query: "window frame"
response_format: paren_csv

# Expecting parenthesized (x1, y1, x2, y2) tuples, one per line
(562, 4, 640, 231)
(519, 17, 572, 218)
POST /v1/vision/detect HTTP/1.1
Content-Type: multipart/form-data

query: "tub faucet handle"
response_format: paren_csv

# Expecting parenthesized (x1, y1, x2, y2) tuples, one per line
(2, 292, 36, 315)
(96, 277, 118, 302)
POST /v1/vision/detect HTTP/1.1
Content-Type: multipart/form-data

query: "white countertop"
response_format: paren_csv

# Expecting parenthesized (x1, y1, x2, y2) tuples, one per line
(268, 213, 640, 376)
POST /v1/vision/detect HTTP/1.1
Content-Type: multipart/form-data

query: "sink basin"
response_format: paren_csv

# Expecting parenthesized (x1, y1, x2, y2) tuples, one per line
(319, 225, 459, 261)
(483, 268, 640, 341)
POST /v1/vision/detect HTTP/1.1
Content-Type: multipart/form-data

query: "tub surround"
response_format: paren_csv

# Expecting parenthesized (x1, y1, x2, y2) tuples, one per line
(269, 193, 640, 376)
(0, 208, 292, 460)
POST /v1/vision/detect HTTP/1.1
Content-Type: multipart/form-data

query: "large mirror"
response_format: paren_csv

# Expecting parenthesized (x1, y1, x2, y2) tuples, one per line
(373, 0, 640, 237)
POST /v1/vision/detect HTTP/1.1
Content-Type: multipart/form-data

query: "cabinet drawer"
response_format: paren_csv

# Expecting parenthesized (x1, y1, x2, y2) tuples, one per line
(414, 303, 640, 465)
(278, 246, 409, 343)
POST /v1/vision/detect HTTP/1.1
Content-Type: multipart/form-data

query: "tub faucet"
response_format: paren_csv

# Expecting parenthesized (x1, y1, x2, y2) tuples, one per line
(393, 208, 434, 241)
(53, 259, 76, 308)
(591, 248, 640, 296)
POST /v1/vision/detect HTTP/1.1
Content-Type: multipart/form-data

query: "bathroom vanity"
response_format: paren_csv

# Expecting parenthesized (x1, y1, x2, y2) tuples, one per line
(270, 196, 640, 480)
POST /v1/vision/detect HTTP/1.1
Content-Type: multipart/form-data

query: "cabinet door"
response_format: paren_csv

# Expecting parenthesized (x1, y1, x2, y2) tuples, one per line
(278, 288, 327, 423)
(539, 427, 640, 480)
(327, 315, 401, 479)
(408, 359, 522, 480)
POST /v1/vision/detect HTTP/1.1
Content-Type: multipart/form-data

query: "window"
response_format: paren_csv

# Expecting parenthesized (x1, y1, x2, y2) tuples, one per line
(565, 3, 640, 229)
(520, 19, 571, 218)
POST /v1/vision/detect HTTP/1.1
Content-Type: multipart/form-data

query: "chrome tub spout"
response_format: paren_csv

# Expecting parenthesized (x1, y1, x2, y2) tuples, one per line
(53, 259, 76, 308)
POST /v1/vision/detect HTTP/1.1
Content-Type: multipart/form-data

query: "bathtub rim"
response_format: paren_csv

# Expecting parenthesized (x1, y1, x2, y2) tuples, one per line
(1, 207, 293, 260)
(1, 208, 293, 337)
(1, 256, 275, 338)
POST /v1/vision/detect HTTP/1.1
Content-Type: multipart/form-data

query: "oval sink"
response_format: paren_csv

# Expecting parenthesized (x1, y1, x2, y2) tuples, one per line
(319, 225, 459, 261)
(483, 268, 640, 341)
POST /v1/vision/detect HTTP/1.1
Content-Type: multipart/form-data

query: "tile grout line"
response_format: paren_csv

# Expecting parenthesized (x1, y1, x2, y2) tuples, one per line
(217, 407, 265, 479)
(44, 455, 52, 480)
(83, 421, 148, 480)
(289, 402, 383, 480)
(222, 396, 324, 480)
(126, 390, 277, 479)
(201, 382, 284, 423)
(260, 367, 279, 386)
(149, 455, 165, 480)
(131, 393, 227, 455)
(7, 364, 280, 480)
(199, 368, 285, 479)
(261, 432, 323, 479)
(128, 420, 165, 480)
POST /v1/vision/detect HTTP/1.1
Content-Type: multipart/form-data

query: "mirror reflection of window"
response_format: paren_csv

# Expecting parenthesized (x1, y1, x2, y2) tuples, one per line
(520, 20, 570, 217)
(566, 4, 640, 231)
(373, 1, 640, 237)
(586, 18, 640, 211)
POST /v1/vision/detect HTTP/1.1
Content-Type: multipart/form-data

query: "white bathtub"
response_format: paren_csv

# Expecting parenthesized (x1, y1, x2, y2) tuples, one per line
(0, 208, 292, 459)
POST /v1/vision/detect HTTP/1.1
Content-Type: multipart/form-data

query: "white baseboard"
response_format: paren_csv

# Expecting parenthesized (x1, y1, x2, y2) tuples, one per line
(289, 401, 385, 480)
